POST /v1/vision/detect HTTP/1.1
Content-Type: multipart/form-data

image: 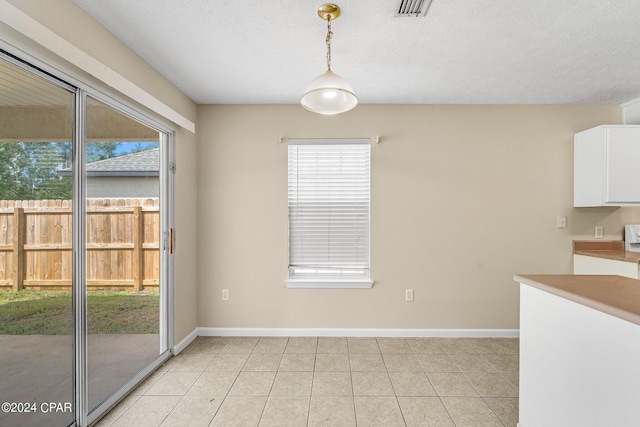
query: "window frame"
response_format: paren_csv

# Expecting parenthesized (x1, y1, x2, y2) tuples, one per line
(286, 138, 373, 289)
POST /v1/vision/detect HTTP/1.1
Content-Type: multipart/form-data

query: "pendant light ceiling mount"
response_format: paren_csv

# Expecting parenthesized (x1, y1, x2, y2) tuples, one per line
(301, 3, 358, 115)
(317, 3, 340, 20)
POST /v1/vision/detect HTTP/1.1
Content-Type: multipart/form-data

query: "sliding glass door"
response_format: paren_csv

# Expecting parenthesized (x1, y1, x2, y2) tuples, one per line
(85, 96, 166, 414)
(0, 52, 173, 427)
(0, 55, 75, 427)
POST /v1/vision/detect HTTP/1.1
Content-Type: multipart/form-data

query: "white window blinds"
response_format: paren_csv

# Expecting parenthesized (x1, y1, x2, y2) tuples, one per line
(288, 140, 370, 280)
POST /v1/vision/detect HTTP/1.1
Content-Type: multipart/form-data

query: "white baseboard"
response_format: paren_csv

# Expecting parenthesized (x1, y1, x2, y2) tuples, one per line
(197, 327, 519, 338)
(172, 327, 198, 354)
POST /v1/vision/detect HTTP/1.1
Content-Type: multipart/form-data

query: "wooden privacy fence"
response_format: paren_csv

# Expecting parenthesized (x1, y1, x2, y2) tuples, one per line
(0, 198, 159, 291)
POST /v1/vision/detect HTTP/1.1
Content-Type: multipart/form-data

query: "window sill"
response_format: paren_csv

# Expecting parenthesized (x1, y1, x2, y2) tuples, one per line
(285, 279, 374, 289)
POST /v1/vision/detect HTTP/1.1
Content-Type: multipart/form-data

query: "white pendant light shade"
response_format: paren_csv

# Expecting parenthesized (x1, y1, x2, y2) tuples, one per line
(301, 70, 358, 115)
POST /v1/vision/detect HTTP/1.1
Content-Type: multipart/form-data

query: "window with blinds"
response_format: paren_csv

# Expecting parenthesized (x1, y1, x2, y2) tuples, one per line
(287, 139, 371, 288)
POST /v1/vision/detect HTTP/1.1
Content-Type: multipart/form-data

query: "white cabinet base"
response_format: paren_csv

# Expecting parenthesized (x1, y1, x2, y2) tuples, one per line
(519, 284, 640, 427)
(573, 254, 639, 278)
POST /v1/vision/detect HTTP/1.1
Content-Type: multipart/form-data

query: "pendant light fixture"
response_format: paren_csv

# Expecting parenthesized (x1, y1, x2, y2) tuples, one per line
(301, 3, 358, 115)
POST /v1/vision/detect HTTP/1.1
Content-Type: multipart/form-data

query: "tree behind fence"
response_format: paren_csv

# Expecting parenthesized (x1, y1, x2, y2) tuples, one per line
(0, 198, 159, 292)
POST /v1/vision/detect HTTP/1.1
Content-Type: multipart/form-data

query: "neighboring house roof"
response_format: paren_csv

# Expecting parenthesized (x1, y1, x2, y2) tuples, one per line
(58, 148, 159, 177)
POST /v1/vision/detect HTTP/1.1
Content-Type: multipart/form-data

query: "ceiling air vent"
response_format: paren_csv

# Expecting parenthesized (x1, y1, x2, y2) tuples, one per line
(395, 0, 433, 17)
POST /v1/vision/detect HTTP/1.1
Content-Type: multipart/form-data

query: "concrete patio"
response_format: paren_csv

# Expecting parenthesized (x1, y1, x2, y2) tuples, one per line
(0, 334, 159, 427)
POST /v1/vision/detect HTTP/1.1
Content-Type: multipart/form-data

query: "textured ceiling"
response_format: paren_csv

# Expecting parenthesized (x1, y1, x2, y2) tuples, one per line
(72, 0, 640, 105)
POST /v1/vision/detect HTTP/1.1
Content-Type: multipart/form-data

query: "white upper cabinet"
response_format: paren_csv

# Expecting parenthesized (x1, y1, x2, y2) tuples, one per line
(574, 125, 640, 207)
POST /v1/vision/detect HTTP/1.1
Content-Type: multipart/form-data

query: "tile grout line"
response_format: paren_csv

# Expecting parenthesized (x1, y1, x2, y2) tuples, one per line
(386, 363, 409, 427)
(346, 339, 356, 427)
(480, 396, 510, 427)
(207, 338, 253, 426)
(106, 367, 171, 427)
(156, 396, 181, 427)
(457, 350, 516, 427)
(350, 338, 373, 426)
(305, 337, 318, 427)
(436, 394, 457, 426)
(161, 351, 218, 427)
(204, 340, 234, 425)
(416, 342, 459, 427)
(254, 337, 289, 427)
(189, 341, 229, 426)
(98, 393, 143, 427)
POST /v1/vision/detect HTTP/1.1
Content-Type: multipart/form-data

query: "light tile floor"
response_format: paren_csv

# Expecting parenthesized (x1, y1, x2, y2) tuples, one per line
(95, 337, 519, 427)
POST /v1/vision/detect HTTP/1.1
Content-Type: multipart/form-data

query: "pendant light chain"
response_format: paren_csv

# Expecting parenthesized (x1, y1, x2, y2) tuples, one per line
(325, 17, 333, 71)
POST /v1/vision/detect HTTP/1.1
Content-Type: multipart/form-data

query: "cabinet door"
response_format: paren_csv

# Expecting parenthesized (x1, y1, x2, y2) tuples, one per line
(606, 128, 640, 203)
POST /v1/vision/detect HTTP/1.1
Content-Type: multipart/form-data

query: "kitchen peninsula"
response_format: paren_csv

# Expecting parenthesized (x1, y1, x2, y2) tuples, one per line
(515, 274, 640, 427)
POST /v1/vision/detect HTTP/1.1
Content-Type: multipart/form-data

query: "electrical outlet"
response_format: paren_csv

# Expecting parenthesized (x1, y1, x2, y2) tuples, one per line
(595, 226, 604, 239)
(556, 216, 567, 229)
(405, 289, 414, 302)
(221, 289, 229, 301)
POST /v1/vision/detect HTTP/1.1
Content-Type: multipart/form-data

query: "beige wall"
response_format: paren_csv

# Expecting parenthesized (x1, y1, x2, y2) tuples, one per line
(4, 0, 199, 343)
(197, 104, 636, 330)
(173, 127, 199, 341)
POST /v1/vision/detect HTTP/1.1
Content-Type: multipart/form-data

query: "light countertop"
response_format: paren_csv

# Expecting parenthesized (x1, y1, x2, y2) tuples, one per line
(573, 240, 640, 264)
(515, 274, 640, 326)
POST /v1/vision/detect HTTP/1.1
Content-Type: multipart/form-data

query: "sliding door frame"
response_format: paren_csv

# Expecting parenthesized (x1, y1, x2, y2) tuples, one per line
(79, 85, 176, 427)
(0, 48, 176, 427)
(73, 88, 88, 427)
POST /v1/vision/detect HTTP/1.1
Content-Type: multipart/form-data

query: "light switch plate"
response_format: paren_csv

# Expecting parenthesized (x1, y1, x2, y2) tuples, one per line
(405, 289, 414, 302)
(595, 226, 604, 239)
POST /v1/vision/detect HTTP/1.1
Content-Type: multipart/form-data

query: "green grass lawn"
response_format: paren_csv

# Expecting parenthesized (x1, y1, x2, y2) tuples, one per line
(0, 290, 159, 335)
